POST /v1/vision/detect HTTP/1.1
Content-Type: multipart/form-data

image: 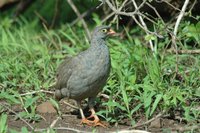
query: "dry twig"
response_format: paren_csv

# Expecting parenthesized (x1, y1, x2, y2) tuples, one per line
(35, 127, 91, 133)
(20, 90, 54, 96)
(46, 117, 61, 133)
(63, 100, 78, 109)
(161, 0, 181, 12)
(50, 117, 60, 128)
(171, 124, 200, 132)
(70, 7, 96, 26)
(35, 127, 151, 133)
(66, 0, 91, 40)
(132, 0, 154, 52)
(104, 0, 163, 44)
(0, 103, 34, 130)
(145, 2, 165, 25)
(129, 111, 164, 129)
(99, 93, 110, 99)
(105, 0, 137, 17)
(110, 130, 151, 133)
(50, 0, 59, 28)
(110, 0, 129, 25)
(167, 49, 200, 54)
(34, 11, 48, 26)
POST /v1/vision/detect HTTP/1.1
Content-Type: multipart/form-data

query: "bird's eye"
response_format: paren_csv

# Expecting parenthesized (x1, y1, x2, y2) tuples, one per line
(101, 29, 107, 33)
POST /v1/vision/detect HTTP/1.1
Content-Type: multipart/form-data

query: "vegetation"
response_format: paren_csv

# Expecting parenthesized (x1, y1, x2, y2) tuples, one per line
(0, 0, 200, 132)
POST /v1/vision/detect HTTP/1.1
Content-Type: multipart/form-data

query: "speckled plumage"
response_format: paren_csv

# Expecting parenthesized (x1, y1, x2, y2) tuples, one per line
(55, 26, 112, 108)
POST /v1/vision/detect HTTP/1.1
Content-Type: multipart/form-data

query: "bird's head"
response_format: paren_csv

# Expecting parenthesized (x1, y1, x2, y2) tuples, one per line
(91, 25, 116, 40)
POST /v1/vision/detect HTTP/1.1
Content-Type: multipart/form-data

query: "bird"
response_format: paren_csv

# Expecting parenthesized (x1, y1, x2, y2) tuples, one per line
(54, 25, 115, 127)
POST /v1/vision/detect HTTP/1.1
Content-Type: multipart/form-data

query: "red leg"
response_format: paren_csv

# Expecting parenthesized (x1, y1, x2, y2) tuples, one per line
(87, 108, 107, 128)
(77, 101, 96, 126)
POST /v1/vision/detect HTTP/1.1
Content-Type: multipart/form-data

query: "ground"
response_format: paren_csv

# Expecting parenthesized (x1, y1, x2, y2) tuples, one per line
(3, 98, 198, 133)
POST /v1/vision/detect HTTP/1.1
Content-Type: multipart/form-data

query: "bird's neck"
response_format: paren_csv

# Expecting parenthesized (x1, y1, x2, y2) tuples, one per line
(90, 38, 105, 47)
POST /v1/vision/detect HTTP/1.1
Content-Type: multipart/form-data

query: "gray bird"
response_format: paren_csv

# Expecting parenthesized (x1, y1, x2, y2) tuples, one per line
(55, 25, 115, 127)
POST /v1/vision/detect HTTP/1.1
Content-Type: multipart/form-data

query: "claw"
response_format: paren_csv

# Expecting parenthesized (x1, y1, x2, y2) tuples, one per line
(93, 120, 107, 128)
(80, 118, 93, 126)
(86, 110, 107, 128)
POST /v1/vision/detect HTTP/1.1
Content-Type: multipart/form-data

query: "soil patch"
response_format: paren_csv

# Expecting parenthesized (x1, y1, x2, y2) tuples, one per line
(2, 100, 199, 133)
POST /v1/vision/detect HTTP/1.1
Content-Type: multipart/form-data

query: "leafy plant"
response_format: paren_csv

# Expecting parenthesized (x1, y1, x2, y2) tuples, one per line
(0, 114, 8, 133)
(0, 15, 199, 132)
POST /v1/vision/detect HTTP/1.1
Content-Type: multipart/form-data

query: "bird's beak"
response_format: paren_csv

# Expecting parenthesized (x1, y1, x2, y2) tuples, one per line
(107, 29, 116, 35)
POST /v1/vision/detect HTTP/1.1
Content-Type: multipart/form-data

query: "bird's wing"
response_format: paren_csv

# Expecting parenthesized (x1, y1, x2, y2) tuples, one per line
(66, 51, 110, 99)
(55, 57, 74, 90)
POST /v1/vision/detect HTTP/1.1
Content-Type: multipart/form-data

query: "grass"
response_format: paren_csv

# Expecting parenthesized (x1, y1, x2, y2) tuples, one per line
(0, 17, 200, 132)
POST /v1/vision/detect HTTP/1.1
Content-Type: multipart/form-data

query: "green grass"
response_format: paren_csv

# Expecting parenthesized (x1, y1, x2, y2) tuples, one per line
(0, 18, 199, 132)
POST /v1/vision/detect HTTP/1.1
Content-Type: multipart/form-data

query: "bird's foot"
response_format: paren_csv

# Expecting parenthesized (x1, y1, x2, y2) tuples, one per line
(80, 118, 93, 126)
(81, 117, 106, 127)
(87, 114, 107, 128)
(93, 120, 107, 128)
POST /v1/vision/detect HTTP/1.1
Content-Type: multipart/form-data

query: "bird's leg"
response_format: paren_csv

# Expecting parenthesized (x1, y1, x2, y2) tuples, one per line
(80, 107, 93, 125)
(77, 101, 93, 126)
(87, 97, 107, 127)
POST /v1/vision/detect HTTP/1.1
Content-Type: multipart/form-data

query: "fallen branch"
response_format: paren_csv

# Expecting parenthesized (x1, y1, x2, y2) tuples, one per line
(167, 49, 200, 54)
(35, 127, 91, 133)
(35, 127, 151, 133)
(110, 129, 151, 133)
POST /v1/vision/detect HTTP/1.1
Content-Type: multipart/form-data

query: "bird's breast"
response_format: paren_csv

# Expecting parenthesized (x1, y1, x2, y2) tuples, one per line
(76, 45, 111, 87)
(88, 45, 110, 74)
